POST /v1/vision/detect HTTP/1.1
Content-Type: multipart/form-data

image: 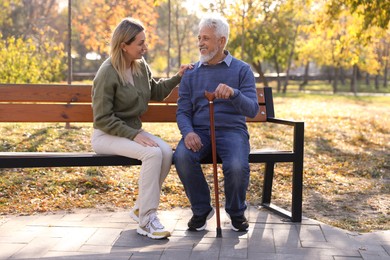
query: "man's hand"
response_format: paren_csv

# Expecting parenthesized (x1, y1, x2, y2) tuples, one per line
(215, 83, 234, 99)
(184, 132, 203, 152)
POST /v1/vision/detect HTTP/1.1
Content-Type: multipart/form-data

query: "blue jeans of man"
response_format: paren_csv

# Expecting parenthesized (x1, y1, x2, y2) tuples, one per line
(174, 128, 250, 217)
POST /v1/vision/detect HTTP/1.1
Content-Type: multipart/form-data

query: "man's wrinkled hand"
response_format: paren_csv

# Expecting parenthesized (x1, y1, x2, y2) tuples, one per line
(184, 132, 203, 152)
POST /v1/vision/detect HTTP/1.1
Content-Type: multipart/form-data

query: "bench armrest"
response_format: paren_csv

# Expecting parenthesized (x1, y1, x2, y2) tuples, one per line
(266, 117, 304, 127)
(266, 117, 304, 156)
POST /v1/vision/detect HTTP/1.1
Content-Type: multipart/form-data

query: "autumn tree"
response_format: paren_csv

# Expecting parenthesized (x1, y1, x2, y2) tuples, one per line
(327, 0, 390, 29)
(152, 0, 199, 76)
(72, 0, 160, 60)
(0, 0, 66, 83)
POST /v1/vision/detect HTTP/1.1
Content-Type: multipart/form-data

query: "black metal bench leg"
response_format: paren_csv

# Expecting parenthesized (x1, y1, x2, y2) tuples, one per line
(291, 121, 304, 222)
(291, 161, 303, 222)
(262, 162, 274, 204)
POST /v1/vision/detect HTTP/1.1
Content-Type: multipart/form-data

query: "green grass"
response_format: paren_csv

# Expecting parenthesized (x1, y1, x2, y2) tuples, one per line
(0, 92, 389, 233)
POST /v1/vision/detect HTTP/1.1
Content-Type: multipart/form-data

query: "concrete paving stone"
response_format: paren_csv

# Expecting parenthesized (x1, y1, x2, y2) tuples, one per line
(164, 237, 200, 250)
(247, 228, 276, 253)
(28, 214, 67, 226)
(272, 226, 301, 248)
(78, 245, 113, 254)
(301, 241, 338, 249)
(353, 230, 390, 244)
(105, 211, 132, 221)
(383, 245, 390, 255)
(85, 227, 122, 246)
(163, 240, 196, 250)
(276, 246, 362, 257)
(219, 238, 248, 259)
(61, 221, 129, 229)
(320, 224, 355, 241)
(247, 251, 278, 260)
(44, 251, 133, 260)
(50, 229, 98, 252)
(296, 224, 326, 242)
(0, 243, 27, 260)
(189, 246, 220, 259)
(42, 250, 103, 259)
(333, 257, 363, 260)
(0, 231, 37, 244)
(59, 213, 90, 222)
(160, 248, 192, 260)
(129, 252, 162, 259)
(10, 236, 62, 259)
(358, 244, 390, 260)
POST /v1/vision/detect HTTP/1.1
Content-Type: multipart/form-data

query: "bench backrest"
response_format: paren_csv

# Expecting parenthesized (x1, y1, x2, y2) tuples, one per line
(0, 84, 275, 123)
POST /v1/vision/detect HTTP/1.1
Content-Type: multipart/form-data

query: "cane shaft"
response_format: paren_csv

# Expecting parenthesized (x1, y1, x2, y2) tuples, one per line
(208, 100, 222, 235)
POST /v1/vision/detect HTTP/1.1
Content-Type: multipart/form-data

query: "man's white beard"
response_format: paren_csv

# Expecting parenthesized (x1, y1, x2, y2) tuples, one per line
(200, 48, 219, 63)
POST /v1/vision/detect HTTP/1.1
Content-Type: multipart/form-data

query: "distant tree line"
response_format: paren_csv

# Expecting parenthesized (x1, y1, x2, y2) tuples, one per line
(0, 0, 389, 93)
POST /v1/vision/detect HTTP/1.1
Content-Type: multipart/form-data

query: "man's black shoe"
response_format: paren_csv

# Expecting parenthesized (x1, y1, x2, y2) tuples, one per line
(230, 215, 249, 232)
(188, 208, 215, 231)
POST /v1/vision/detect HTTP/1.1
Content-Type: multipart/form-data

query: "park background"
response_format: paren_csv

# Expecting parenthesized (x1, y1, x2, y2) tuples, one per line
(0, 0, 389, 233)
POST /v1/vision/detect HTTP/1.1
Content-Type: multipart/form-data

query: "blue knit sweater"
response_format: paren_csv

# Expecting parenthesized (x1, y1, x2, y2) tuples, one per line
(177, 53, 259, 138)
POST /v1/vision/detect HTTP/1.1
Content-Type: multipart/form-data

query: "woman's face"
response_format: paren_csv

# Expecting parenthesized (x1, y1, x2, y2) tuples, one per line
(122, 31, 148, 62)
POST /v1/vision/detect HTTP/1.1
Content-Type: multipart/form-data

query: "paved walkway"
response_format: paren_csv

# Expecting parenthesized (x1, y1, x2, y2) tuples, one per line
(0, 207, 389, 259)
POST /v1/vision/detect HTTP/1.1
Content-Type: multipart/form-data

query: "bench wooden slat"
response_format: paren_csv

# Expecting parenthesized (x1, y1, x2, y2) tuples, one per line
(0, 84, 92, 103)
(0, 103, 266, 123)
(0, 84, 265, 104)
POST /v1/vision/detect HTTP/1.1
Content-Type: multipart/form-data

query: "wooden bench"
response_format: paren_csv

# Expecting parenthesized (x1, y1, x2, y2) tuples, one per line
(0, 83, 304, 222)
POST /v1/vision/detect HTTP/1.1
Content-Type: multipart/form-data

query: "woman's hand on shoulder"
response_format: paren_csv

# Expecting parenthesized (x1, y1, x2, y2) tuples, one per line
(178, 63, 194, 77)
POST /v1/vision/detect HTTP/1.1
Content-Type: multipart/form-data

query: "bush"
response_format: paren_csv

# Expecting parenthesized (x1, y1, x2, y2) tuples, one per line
(0, 34, 66, 83)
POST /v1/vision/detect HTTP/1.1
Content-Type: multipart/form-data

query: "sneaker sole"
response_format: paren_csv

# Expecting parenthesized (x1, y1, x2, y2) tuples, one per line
(230, 223, 249, 232)
(136, 227, 170, 239)
(190, 208, 215, 231)
(227, 214, 249, 232)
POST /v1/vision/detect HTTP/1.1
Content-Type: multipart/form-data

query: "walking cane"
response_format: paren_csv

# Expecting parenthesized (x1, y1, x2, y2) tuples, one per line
(205, 90, 222, 238)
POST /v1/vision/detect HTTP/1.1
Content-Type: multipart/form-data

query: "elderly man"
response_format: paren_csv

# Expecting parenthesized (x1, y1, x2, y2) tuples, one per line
(173, 14, 259, 232)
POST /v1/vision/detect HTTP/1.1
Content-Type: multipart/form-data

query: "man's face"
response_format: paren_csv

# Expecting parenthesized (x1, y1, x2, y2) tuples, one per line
(198, 26, 221, 63)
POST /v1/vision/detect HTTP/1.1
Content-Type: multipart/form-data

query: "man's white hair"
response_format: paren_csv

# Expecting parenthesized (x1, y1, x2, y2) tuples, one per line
(199, 13, 230, 48)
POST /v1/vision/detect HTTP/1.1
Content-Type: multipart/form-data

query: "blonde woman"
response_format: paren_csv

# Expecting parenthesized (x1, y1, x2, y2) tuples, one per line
(91, 17, 191, 239)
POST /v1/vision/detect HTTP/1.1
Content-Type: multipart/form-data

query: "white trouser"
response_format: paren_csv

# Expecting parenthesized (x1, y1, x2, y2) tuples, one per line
(91, 129, 172, 227)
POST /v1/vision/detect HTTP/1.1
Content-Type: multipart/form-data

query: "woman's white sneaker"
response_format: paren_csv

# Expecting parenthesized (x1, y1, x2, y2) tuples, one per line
(129, 208, 139, 223)
(136, 213, 170, 239)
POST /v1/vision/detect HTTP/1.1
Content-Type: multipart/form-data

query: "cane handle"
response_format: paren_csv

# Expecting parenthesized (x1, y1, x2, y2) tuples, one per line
(205, 91, 216, 101)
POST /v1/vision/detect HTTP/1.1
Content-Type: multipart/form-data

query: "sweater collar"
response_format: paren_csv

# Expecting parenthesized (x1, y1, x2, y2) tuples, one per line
(198, 50, 232, 68)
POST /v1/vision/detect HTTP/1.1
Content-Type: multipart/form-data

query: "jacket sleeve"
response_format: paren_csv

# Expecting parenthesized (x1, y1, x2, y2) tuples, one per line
(146, 62, 182, 101)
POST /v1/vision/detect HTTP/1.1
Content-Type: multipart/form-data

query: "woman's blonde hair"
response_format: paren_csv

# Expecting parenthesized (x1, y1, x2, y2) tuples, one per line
(110, 17, 144, 84)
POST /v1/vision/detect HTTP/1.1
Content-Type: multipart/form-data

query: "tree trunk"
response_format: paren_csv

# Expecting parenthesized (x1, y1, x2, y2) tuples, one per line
(384, 57, 388, 88)
(365, 73, 370, 85)
(283, 28, 297, 94)
(252, 60, 268, 87)
(350, 64, 357, 95)
(340, 67, 346, 85)
(274, 56, 281, 93)
(332, 67, 339, 93)
(167, 0, 171, 77)
(299, 61, 310, 91)
(375, 74, 380, 89)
